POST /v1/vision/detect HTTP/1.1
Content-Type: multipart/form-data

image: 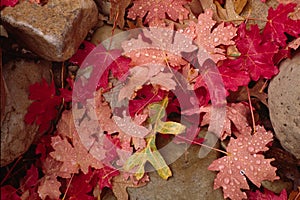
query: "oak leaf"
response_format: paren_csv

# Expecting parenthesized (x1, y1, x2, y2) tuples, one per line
(208, 125, 279, 200)
(127, 0, 190, 24)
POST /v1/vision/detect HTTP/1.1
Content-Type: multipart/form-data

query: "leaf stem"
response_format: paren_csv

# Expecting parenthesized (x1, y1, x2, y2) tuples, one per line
(246, 87, 256, 132)
(176, 135, 228, 155)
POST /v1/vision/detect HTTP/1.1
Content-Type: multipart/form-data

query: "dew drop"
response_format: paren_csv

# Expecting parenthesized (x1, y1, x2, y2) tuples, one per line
(228, 169, 233, 174)
(139, 6, 143, 9)
(232, 148, 238, 152)
(238, 142, 243, 146)
(256, 160, 261, 164)
(234, 157, 238, 161)
(253, 154, 257, 158)
(237, 165, 241, 169)
(135, 52, 141, 57)
(127, 42, 132, 46)
(250, 165, 254, 171)
(219, 165, 225, 170)
(153, 8, 158, 12)
(145, 53, 149, 57)
(234, 179, 240, 184)
(224, 177, 230, 184)
(248, 146, 254, 152)
(152, 55, 157, 59)
(214, 38, 219, 42)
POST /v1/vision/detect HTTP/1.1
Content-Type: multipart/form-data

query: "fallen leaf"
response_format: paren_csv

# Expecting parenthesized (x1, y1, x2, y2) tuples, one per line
(127, 0, 190, 24)
(38, 175, 61, 200)
(247, 188, 287, 200)
(208, 125, 279, 200)
(109, 0, 131, 28)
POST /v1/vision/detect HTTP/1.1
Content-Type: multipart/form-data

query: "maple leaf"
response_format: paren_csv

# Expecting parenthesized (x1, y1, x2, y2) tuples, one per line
(73, 44, 130, 102)
(262, 3, 300, 47)
(0, 0, 18, 8)
(24, 79, 62, 133)
(127, 0, 190, 24)
(96, 165, 120, 190)
(128, 84, 166, 116)
(37, 175, 61, 200)
(184, 9, 237, 63)
(64, 170, 95, 200)
(20, 165, 39, 200)
(118, 65, 176, 101)
(208, 125, 279, 200)
(199, 102, 252, 140)
(247, 188, 287, 200)
(222, 23, 279, 81)
(50, 133, 103, 177)
(69, 41, 96, 66)
(1, 185, 20, 200)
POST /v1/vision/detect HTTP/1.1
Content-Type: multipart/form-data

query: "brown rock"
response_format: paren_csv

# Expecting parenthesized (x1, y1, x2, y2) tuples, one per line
(0, 0, 98, 61)
(1, 59, 51, 167)
(268, 54, 300, 159)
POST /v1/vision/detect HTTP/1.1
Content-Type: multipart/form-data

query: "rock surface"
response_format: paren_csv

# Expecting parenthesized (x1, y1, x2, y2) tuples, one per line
(0, 0, 98, 61)
(1, 59, 51, 166)
(126, 143, 223, 200)
(268, 54, 300, 159)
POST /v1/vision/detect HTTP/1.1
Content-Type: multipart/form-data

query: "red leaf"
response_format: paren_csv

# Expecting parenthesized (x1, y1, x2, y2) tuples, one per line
(127, 0, 190, 24)
(69, 41, 96, 66)
(223, 23, 279, 81)
(262, 3, 300, 47)
(96, 165, 120, 190)
(208, 125, 279, 200)
(247, 188, 288, 200)
(24, 79, 62, 133)
(0, 0, 18, 8)
(23, 165, 39, 191)
(64, 170, 95, 200)
(1, 185, 20, 200)
(129, 85, 165, 117)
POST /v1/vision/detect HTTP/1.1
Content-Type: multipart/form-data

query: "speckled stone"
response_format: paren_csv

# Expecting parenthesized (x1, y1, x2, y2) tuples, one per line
(1, 59, 51, 167)
(268, 54, 300, 159)
(0, 0, 98, 61)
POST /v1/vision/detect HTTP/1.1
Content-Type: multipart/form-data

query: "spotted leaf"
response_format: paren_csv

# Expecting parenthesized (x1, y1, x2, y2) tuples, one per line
(208, 125, 279, 200)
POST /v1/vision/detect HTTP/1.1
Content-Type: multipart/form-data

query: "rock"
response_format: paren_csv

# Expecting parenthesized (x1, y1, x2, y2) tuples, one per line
(0, 0, 98, 61)
(268, 54, 300, 159)
(127, 142, 224, 200)
(1, 59, 51, 166)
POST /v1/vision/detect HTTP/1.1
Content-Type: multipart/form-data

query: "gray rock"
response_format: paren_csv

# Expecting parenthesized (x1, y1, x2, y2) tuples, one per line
(0, 0, 98, 61)
(268, 54, 300, 159)
(1, 59, 51, 166)
(127, 143, 224, 200)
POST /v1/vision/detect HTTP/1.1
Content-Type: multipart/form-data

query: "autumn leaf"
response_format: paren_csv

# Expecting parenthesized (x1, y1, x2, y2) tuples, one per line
(208, 125, 279, 200)
(24, 79, 62, 133)
(184, 9, 237, 63)
(127, 0, 190, 24)
(1, 185, 20, 200)
(63, 170, 95, 200)
(37, 175, 61, 200)
(222, 23, 279, 81)
(96, 165, 120, 190)
(0, 0, 18, 8)
(123, 135, 172, 180)
(247, 188, 287, 200)
(199, 102, 252, 140)
(262, 3, 300, 47)
(148, 97, 185, 134)
(118, 65, 176, 101)
(69, 41, 96, 66)
(128, 84, 166, 116)
(109, 0, 131, 28)
(50, 133, 103, 177)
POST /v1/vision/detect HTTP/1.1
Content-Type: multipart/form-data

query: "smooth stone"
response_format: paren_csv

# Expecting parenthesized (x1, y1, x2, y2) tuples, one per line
(127, 143, 224, 200)
(1, 0, 98, 61)
(268, 54, 300, 159)
(1, 59, 51, 166)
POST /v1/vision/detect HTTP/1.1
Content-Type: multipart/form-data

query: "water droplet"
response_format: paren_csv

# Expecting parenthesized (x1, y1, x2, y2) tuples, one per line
(250, 165, 254, 171)
(153, 8, 158, 12)
(232, 148, 238, 152)
(152, 55, 157, 59)
(224, 177, 230, 184)
(127, 42, 132, 46)
(228, 169, 232, 174)
(238, 142, 243, 146)
(256, 160, 261, 164)
(253, 154, 257, 158)
(237, 165, 241, 169)
(248, 146, 254, 152)
(214, 38, 219, 42)
(244, 156, 248, 159)
(135, 52, 141, 57)
(219, 165, 225, 170)
(234, 179, 240, 184)
(139, 6, 143, 9)
(145, 53, 149, 57)
(234, 157, 238, 161)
